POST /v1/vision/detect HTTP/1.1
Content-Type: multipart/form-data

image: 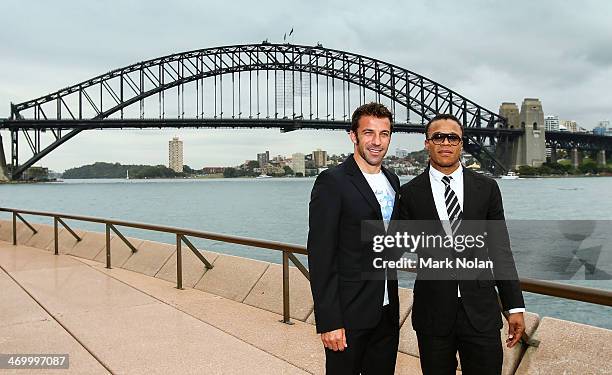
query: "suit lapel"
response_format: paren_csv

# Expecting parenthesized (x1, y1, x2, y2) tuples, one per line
(381, 166, 399, 192)
(413, 167, 440, 221)
(462, 168, 479, 220)
(344, 155, 382, 219)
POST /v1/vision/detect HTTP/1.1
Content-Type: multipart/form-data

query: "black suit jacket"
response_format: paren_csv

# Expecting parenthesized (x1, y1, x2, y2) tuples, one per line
(399, 166, 524, 335)
(308, 155, 401, 334)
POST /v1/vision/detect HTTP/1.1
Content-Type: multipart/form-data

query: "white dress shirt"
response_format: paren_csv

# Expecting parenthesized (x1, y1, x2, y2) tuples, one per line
(429, 165, 525, 314)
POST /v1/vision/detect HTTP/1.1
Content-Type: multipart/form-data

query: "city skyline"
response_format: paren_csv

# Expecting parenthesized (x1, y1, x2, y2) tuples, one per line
(1, 1, 611, 172)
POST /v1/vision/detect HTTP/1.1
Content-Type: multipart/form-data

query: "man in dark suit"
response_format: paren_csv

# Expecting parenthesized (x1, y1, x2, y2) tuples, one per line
(399, 114, 526, 375)
(308, 102, 401, 374)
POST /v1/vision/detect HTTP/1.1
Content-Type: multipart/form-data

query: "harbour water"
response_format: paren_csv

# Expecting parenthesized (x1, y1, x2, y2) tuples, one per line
(1, 176, 611, 329)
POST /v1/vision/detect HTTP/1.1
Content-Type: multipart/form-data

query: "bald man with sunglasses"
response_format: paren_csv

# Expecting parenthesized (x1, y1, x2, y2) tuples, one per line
(398, 114, 525, 375)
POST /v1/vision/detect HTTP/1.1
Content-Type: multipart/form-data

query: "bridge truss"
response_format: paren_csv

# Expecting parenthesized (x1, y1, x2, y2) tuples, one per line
(3, 43, 514, 179)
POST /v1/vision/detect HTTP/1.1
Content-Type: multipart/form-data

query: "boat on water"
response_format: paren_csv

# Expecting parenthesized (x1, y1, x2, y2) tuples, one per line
(255, 174, 272, 179)
(500, 171, 519, 180)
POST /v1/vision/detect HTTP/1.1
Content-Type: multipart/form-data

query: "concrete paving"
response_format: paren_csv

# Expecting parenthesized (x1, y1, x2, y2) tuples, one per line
(23, 224, 57, 249)
(72, 254, 428, 375)
(0, 238, 429, 374)
(195, 254, 270, 302)
(0, 242, 308, 374)
(66, 231, 108, 260)
(92, 236, 143, 267)
(122, 240, 175, 276)
(516, 317, 612, 375)
(44, 228, 87, 254)
(243, 263, 314, 321)
(3, 225, 611, 375)
(0, 267, 108, 374)
(155, 247, 219, 288)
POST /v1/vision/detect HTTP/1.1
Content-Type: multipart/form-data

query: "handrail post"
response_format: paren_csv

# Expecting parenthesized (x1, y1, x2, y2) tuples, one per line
(57, 218, 81, 242)
(105, 223, 112, 269)
(12, 211, 17, 245)
(53, 216, 59, 255)
(280, 251, 293, 325)
(108, 224, 138, 253)
(176, 234, 183, 290)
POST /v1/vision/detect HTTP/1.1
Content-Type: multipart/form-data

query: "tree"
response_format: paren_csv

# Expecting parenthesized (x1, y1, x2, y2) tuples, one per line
(579, 160, 599, 174)
(183, 165, 195, 174)
(224, 167, 246, 178)
(283, 165, 294, 176)
(246, 160, 260, 170)
(518, 165, 538, 176)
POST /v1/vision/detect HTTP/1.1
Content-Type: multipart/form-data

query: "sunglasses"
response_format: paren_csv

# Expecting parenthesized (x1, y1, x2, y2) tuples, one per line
(427, 132, 463, 146)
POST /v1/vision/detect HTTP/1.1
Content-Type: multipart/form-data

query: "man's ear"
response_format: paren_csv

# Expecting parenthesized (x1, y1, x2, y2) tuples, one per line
(349, 131, 359, 145)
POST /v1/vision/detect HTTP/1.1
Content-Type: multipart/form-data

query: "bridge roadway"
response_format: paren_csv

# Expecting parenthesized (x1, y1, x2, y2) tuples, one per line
(0, 118, 521, 137)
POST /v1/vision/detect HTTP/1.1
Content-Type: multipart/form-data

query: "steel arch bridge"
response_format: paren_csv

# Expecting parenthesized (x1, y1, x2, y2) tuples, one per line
(2, 42, 517, 179)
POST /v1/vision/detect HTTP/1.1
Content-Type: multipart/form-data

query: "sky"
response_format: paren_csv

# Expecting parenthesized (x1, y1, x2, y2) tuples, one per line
(1, 0, 611, 172)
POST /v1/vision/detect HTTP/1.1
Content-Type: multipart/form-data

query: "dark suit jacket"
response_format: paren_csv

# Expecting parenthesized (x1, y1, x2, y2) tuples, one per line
(308, 155, 401, 334)
(399, 166, 524, 335)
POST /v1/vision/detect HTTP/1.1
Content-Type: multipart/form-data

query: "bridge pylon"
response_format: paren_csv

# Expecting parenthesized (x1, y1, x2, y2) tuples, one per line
(0, 133, 9, 181)
(496, 98, 546, 170)
(596, 150, 606, 167)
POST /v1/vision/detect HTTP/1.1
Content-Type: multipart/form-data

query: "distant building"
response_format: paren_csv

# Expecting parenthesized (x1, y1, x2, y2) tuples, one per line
(201, 167, 226, 174)
(23, 166, 49, 181)
(313, 149, 327, 168)
(291, 153, 305, 175)
(257, 151, 270, 167)
(169, 137, 183, 173)
(466, 161, 481, 170)
(594, 120, 610, 136)
(561, 120, 578, 133)
(544, 115, 560, 132)
(396, 148, 409, 158)
(261, 165, 285, 176)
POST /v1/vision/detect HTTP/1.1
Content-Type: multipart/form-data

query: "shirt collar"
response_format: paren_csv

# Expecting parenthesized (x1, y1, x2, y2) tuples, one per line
(361, 170, 383, 177)
(429, 163, 463, 183)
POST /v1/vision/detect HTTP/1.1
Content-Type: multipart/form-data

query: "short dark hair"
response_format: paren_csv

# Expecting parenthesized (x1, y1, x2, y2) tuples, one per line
(351, 102, 393, 133)
(424, 114, 464, 138)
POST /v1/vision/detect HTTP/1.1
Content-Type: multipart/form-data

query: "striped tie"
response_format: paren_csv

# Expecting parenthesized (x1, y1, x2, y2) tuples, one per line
(442, 175, 462, 235)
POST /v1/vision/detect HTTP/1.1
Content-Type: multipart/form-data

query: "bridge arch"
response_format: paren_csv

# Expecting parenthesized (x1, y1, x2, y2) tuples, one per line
(7, 43, 507, 178)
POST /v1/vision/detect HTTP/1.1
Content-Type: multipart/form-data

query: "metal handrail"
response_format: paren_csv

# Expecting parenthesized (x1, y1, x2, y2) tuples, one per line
(1, 207, 611, 332)
(0, 207, 307, 254)
(0, 207, 308, 325)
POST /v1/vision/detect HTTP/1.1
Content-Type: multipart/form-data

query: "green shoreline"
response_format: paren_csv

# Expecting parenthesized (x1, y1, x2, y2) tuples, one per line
(2, 174, 611, 183)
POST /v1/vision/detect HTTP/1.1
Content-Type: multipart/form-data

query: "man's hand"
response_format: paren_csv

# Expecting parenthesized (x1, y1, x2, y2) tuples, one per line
(321, 328, 347, 351)
(506, 312, 525, 348)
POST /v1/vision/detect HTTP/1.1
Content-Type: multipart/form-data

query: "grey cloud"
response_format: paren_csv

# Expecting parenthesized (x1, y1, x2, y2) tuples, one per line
(1, 0, 611, 171)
